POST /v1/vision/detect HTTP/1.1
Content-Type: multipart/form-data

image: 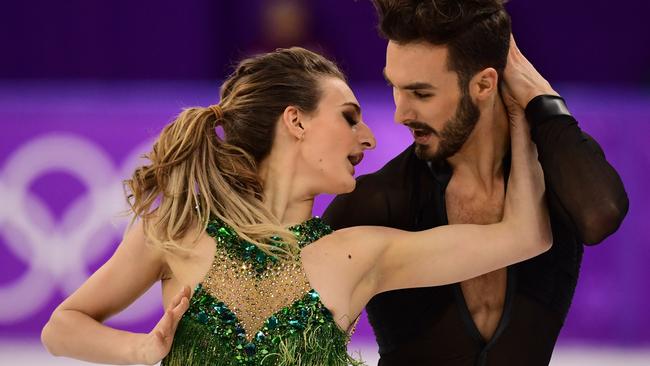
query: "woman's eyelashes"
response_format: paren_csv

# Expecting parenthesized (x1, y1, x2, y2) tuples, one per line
(343, 112, 359, 126)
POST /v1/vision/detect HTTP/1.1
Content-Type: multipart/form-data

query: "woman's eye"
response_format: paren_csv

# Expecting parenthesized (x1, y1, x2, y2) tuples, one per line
(343, 113, 359, 126)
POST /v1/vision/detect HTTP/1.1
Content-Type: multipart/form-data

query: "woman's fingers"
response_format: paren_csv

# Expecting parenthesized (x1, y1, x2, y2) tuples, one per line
(157, 309, 174, 339)
(504, 33, 558, 107)
(169, 286, 188, 308)
(170, 297, 189, 334)
(150, 286, 191, 347)
(153, 329, 166, 345)
(509, 34, 522, 58)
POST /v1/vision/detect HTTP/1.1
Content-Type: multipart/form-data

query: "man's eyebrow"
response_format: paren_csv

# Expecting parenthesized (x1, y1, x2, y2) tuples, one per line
(383, 69, 436, 90)
(403, 82, 436, 90)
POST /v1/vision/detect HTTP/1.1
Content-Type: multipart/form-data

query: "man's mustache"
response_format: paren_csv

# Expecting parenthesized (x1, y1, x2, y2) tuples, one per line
(404, 121, 438, 136)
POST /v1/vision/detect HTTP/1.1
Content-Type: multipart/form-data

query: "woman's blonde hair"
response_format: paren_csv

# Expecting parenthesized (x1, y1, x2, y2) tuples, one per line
(124, 47, 346, 256)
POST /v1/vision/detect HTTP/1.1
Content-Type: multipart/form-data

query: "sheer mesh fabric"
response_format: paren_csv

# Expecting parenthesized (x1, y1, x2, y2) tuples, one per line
(323, 107, 628, 366)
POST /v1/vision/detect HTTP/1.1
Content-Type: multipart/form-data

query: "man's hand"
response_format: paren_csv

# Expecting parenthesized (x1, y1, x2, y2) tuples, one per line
(503, 35, 559, 109)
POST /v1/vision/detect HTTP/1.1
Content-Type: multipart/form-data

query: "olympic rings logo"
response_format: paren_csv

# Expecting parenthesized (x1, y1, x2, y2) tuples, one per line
(0, 133, 161, 325)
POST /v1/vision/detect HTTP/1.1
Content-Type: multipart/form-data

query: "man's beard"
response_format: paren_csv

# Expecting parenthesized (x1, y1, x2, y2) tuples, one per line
(414, 90, 481, 162)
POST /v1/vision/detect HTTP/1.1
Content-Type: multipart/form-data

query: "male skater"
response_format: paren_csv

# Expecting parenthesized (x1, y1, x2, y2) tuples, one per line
(323, 1, 628, 365)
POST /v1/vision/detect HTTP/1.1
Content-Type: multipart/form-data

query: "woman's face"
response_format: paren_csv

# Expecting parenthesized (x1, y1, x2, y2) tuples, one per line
(297, 77, 376, 195)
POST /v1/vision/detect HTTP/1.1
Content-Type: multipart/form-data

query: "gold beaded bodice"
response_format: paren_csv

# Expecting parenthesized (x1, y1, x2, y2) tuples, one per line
(200, 224, 312, 342)
(161, 217, 363, 366)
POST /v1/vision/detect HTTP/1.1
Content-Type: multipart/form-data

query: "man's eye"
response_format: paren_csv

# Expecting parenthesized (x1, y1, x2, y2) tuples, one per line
(413, 91, 432, 99)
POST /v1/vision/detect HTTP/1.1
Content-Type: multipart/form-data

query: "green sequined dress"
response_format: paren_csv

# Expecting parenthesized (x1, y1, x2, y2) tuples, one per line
(161, 217, 363, 366)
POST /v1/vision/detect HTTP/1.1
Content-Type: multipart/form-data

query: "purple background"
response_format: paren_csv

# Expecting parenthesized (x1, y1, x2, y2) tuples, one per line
(1, 0, 649, 349)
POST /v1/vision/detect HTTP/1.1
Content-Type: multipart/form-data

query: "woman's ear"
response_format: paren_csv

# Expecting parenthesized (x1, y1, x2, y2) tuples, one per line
(280, 106, 305, 140)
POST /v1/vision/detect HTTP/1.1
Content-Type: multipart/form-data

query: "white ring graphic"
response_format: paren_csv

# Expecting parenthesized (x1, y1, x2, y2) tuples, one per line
(0, 133, 160, 325)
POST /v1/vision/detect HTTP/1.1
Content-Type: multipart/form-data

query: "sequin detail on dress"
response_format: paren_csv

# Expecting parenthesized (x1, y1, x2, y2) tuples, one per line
(161, 217, 364, 366)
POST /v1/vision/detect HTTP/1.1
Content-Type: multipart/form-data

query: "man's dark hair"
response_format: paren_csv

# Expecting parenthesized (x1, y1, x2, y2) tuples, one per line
(373, 0, 511, 88)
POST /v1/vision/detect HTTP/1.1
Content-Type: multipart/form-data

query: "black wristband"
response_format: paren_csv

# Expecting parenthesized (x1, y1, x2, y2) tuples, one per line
(525, 95, 572, 128)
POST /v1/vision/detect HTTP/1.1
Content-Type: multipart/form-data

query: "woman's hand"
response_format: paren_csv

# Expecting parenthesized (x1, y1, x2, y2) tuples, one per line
(137, 286, 191, 365)
(503, 35, 559, 109)
(501, 36, 546, 214)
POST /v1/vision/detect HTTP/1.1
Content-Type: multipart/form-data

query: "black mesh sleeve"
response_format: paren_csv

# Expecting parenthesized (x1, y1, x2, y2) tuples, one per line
(322, 174, 391, 230)
(527, 96, 629, 245)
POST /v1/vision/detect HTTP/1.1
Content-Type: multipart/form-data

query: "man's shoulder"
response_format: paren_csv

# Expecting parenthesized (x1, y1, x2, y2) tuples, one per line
(322, 144, 418, 228)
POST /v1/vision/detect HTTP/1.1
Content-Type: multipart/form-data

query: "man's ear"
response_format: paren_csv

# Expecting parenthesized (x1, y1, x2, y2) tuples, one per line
(469, 67, 499, 102)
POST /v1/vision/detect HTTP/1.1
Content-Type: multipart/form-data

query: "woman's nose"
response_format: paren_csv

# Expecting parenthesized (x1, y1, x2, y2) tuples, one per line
(357, 122, 376, 150)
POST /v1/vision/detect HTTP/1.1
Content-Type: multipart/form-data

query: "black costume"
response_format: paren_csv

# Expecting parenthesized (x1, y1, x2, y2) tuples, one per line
(323, 96, 628, 366)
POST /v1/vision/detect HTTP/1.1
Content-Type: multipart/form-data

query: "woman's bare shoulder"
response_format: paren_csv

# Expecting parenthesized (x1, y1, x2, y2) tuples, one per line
(303, 225, 399, 260)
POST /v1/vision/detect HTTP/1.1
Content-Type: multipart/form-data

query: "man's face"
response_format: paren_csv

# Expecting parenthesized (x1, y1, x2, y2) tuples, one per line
(384, 41, 480, 162)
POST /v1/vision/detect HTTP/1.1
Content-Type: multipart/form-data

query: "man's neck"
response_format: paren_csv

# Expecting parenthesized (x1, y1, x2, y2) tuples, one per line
(446, 96, 510, 193)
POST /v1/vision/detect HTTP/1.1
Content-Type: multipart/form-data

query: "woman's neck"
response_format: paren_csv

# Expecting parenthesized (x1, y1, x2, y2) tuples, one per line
(257, 147, 315, 226)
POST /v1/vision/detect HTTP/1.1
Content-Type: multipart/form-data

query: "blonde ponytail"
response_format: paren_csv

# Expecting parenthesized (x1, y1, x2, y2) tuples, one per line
(124, 106, 298, 256)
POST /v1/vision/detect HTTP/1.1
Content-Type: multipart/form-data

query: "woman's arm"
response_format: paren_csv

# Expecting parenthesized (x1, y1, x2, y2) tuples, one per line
(331, 100, 551, 314)
(376, 92, 550, 293)
(41, 220, 190, 365)
(503, 35, 627, 244)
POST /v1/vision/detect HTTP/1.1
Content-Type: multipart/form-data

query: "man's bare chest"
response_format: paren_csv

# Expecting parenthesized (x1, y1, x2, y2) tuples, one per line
(445, 185, 505, 225)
